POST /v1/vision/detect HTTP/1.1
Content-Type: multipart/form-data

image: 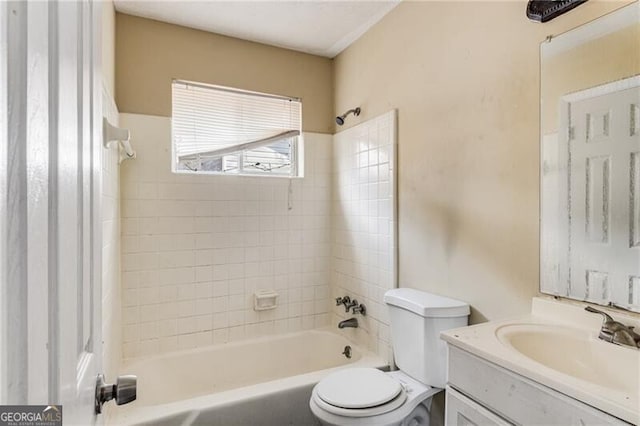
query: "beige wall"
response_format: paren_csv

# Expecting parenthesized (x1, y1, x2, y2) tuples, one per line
(334, 0, 632, 324)
(542, 22, 640, 134)
(115, 13, 334, 133)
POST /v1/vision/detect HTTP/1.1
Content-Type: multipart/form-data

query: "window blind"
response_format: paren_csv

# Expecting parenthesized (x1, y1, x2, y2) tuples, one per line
(171, 80, 302, 175)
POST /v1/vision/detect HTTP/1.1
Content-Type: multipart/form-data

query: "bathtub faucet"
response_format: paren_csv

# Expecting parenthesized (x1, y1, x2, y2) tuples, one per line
(335, 296, 350, 307)
(338, 318, 358, 329)
(336, 296, 356, 313)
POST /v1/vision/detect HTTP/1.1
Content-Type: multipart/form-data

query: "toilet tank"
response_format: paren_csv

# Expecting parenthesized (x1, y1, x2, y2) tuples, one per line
(384, 288, 469, 388)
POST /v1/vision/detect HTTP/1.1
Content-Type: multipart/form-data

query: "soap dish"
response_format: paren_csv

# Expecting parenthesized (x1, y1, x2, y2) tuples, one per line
(254, 290, 279, 311)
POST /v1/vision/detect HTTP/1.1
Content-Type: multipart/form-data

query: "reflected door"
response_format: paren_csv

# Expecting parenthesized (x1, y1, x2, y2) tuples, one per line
(568, 81, 640, 309)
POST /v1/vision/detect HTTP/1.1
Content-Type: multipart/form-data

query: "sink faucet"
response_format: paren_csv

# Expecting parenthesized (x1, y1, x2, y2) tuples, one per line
(338, 318, 358, 329)
(585, 306, 640, 349)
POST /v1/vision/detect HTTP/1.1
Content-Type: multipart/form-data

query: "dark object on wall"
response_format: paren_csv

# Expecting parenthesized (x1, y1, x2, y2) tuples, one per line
(526, 0, 589, 23)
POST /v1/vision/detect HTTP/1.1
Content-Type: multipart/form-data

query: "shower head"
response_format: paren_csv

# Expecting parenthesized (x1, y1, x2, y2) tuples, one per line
(335, 107, 361, 126)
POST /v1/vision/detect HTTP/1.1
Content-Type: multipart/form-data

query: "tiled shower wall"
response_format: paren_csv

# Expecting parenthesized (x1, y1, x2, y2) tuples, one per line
(119, 113, 332, 359)
(331, 111, 397, 364)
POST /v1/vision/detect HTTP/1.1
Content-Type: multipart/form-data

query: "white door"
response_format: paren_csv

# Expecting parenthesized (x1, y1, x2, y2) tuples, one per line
(1, 1, 103, 424)
(568, 81, 640, 310)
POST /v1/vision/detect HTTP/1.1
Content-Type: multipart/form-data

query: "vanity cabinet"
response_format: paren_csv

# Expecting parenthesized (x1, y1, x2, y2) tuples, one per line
(444, 346, 631, 426)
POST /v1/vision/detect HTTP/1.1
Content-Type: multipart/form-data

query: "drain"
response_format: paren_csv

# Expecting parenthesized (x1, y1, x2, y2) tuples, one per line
(342, 345, 352, 359)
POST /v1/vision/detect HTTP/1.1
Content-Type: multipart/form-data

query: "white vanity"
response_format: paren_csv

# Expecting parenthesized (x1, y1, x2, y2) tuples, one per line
(441, 298, 639, 425)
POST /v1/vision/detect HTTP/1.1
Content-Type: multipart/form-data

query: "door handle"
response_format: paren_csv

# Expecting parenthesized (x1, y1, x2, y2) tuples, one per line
(95, 374, 137, 414)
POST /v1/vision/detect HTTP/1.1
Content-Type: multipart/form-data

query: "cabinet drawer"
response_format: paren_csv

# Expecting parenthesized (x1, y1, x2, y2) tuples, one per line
(446, 386, 512, 426)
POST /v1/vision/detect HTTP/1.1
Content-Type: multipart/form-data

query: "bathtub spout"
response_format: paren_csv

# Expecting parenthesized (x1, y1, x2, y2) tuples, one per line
(338, 318, 358, 329)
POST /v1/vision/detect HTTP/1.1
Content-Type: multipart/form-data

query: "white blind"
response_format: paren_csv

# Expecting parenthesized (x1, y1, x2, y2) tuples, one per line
(172, 80, 302, 160)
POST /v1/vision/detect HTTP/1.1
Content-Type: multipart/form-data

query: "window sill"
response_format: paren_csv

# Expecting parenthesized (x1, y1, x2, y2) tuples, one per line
(172, 170, 304, 179)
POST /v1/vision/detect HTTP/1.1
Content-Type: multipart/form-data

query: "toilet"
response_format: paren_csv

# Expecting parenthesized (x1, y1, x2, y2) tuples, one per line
(309, 288, 469, 426)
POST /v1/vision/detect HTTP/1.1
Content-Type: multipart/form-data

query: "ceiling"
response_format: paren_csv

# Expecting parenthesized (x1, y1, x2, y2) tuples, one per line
(113, 0, 401, 58)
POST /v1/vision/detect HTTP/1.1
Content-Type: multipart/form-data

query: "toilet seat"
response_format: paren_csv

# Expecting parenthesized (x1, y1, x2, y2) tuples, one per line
(312, 368, 409, 417)
(316, 368, 405, 409)
(310, 369, 441, 426)
(313, 387, 408, 417)
(313, 368, 408, 417)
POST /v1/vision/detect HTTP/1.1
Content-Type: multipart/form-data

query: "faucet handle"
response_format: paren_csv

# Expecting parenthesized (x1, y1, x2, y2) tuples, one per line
(585, 306, 615, 324)
(625, 325, 640, 346)
(336, 296, 351, 305)
(352, 303, 366, 316)
(610, 329, 638, 347)
(345, 298, 358, 312)
(586, 306, 640, 348)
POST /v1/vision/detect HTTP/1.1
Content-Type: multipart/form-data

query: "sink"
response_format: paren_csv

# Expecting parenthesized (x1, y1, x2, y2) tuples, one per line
(496, 323, 640, 395)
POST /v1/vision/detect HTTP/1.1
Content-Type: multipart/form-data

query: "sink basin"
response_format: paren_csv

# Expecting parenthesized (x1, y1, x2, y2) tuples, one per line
(496, 323, 640, 395)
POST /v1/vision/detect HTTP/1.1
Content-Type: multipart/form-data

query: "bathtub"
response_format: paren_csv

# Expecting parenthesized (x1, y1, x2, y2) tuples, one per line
(110, 329, 385, 425)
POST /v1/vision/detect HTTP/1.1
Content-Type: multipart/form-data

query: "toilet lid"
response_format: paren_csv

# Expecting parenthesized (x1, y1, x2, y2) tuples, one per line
(316, 368, 403, 409)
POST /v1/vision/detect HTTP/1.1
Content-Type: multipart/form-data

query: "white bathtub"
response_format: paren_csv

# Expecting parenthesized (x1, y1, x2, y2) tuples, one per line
(110, 329, 385, 425)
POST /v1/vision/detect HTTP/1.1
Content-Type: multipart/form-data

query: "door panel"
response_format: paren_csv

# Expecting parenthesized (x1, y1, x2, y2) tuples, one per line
(0, 0, 6, 404)
(56, 1, 82, 408)
(56, 1, 102, 423)
(3, 0, 52, 404)
(25, 0, 51, 405)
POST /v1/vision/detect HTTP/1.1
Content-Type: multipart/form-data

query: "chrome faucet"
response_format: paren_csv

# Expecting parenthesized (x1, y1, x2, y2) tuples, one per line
(585, 306, 640, 349)
(338, 318, 358, 329)
(336, 296, 356, 313)
(336, 296, 351, 306)
(345, 298, 358, 312)
(351, 302, 366, 316)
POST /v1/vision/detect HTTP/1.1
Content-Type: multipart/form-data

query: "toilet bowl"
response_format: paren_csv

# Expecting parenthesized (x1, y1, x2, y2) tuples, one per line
(310, 289, 470, 426)
(310, 369, 441, 426)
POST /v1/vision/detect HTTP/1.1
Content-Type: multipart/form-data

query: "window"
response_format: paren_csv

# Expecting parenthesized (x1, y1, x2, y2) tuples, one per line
(172, 80, 302, 176)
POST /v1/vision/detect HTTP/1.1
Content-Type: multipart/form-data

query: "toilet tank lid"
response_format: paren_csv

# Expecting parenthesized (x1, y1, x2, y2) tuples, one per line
(384, 288, 470, 318)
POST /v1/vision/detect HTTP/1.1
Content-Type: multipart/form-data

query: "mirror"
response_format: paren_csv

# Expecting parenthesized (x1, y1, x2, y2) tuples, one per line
(540, 3, 640, 312)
